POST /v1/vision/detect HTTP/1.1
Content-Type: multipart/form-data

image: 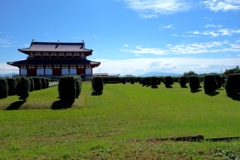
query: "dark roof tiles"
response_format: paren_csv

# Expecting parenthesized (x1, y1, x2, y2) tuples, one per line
(18, 42, 92, 52)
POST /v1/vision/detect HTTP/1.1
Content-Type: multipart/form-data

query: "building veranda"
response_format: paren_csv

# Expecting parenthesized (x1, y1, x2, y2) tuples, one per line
(7, 40, 101, 80)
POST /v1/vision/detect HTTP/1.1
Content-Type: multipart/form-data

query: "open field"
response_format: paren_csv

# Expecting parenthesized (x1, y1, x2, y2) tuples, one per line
(0, 82, 240, 159)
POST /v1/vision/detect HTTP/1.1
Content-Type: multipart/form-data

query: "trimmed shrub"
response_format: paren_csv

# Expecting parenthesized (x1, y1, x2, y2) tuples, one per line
(0, 78, 8, 98)
(164, 76, 174, 87)
(102, 77, 120, 84)
(189, 76, 200, 91)
(204, 75, 217, 93)
(225, 74, 240, 94)
(146, 77, 151, 86)
(6, 78, 17, 95)
(214, 75, 221, 89)
(29, 78, 35, 92)
(221, 76, 226, 87)
(141, 78, 146, 86)
(75, 76, 82, 98)
(41, 78, 47, 89)
(179, 76, 187, 87)
(58, 76, 77, 102)
(45, 78, 49, 88)
(151, 77, 158, 88)
(130, 78, 135, 84)
(16, 77, 30, 101)
(92, 77, 103, 92)
(122, 78, 126, 84)
(157, 78, 161, 85)
(32, 77, 42, 90)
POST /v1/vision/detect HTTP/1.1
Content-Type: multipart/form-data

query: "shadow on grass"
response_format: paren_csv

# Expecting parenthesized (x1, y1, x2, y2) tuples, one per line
(227, 94, 240, 101)
(205, 91, 220, 96)
(191, 89, 201, 93)
(165, 85, 173, 88)
(51, 100, 74, 110)
(181, 85, 188, 88)
(6, 101, 25, 110)
(91, 91, 103, 96)
(151, 85, 158, 89)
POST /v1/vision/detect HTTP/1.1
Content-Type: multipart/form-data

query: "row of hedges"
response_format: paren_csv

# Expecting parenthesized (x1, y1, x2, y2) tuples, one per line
(102, 77, 120, 84)
(58, 76, 82, 102)
(133, 75, 239, 95)
(0, 77, 49, 100)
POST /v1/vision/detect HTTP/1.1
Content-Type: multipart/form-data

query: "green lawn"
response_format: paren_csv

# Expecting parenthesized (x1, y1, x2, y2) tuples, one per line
(0, 82, 239, 159)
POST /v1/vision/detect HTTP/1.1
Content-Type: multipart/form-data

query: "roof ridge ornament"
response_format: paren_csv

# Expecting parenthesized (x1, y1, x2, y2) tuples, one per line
(30, 39, 34, 48)
(82, 40, 85, 49)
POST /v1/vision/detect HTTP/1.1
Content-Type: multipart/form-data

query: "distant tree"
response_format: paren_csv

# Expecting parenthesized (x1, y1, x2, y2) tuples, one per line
(183, 71, 198, 77)
(124, 74, 134, 77)
(223, 66, 240, 76)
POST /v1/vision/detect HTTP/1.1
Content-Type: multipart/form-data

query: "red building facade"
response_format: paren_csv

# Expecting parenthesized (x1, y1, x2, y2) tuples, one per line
(7, 41, 100, 80)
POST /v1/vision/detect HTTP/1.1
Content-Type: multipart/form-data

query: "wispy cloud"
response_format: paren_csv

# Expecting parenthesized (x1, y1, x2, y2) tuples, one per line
(0, 39, 13, 48)
(204, 24, 222, 28)
(93, 57, 240, 75)
(124, 0, 190, 18)
(159, 24, 175, 30)
(204, 17, 213, 21)
(122, 40, 240, 55)
(187, 28, 240, 37)
(203, 0, 240, 12)
(0, 63, 18, 74)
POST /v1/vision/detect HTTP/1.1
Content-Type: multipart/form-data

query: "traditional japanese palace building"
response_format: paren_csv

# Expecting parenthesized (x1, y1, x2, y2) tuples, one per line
(7, 40, 101, 80)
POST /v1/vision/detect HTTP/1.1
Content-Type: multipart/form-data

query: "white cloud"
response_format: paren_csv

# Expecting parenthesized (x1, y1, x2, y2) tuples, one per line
(121, 45, 166, 55)
(205, 24, 222, 28)
(159, 24, 175, 30)
(188, 28, 240, 37)
(203, 0, 240, 12)
(202, 31, 219, 37)
(122, 40, 240, 55)
(204, 17, 213, 21)
(93, 57, 240, 75)
(0, 63, 18, 75)
(0, 39, 13, 48)
(124, 0, 190, 18)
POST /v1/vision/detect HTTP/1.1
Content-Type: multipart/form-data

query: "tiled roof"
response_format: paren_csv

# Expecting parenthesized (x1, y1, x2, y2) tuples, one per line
(7, 59, 100, 67)
(18, 42, 92, 52)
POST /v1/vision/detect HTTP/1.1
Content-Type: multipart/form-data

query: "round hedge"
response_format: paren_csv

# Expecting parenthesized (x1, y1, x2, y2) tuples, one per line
(16, 77, 30, 101)
(92, 77, 103, 92)
(164, 76, 174, 87)
(225, 74, 240, 94)
(6, 78, 17, 95)
(58, 76, 77, 102)
(179, 76, 187, 87)
(204, 75, 217, 93)
(189, 76, 200, 91)
(0, 78, 8, 98)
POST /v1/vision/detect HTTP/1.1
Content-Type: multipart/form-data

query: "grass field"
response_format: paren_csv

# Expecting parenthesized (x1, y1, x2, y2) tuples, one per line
(0, 82, 240, 159)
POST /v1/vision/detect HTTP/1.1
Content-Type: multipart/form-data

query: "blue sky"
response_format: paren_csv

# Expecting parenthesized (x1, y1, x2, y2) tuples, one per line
(0, 0, 240, 76)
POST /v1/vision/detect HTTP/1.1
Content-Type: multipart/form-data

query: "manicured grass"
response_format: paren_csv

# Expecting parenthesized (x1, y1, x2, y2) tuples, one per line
(0, 82, 239, 159)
